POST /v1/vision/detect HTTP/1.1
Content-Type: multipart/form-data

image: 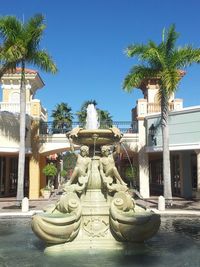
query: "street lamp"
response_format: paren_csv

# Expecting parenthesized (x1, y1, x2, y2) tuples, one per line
(149, 124, 157, 146)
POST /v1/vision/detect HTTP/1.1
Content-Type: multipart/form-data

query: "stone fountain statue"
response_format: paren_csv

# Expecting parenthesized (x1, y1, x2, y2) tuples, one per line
(32, 104, 160, 253)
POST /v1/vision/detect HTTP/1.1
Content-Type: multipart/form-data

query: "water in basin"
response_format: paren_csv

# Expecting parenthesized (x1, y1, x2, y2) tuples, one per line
(0, 216, 200, 267)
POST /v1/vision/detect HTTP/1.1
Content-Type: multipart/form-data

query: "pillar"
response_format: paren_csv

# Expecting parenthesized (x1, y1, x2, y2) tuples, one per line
(138, 120, 149, 198)
(180, 152, 192, 199)
(29, 154, 40, 199)
(29, 154, 46, 199)
(40, 155, 46, 189)
(196, 150, 200, 193)
(5, 157, 10, 195)
(138, 147, 149, 198)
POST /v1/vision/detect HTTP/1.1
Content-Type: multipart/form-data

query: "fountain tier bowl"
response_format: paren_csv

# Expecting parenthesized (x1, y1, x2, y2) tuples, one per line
(71, 129, 121, 146)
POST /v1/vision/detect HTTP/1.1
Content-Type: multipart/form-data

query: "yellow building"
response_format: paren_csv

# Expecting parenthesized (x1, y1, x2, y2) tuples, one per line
(0, 68, 48, 199)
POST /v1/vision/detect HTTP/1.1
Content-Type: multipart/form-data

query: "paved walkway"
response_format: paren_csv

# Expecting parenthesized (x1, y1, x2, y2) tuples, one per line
(0, 195, 200, 217)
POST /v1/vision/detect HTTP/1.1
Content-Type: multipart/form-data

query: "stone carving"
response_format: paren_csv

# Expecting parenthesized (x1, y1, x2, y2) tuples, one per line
(65, 145, 91, 186)
(31, 192, 82, 244)
(100, 145, 127, 192)
(32, 104, 160, 253)
(83, 217, 109, 237)
(63, 145, 91, 195)
(110, 191, 160, 242)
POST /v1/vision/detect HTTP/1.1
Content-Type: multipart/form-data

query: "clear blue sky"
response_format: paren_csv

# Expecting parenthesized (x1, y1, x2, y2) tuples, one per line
(0, 0, 200, 121)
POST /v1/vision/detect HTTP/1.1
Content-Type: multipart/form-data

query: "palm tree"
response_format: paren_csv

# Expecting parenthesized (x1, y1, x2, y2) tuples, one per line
(98, 110, 113, 128)
(0, 14, 57, 203)
(123, 24, 200, 202)
(51, 102, 73, 133)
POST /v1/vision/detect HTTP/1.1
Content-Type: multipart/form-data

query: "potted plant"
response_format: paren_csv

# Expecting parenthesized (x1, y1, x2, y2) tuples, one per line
(40, 186, 51, 199)
(42, 163, 57, 198)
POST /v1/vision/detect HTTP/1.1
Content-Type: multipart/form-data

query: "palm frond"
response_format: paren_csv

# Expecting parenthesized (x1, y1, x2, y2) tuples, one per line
(126, 41, 165, 70)
(24, 14, 45, 49)
(30, 50, 57, 73)
(123, 65, 159, 91)
(165, 25, 179, 50)
(172, 46, 200, 68)
(125, 44, 147, 58)
(160, 69, 180, 93)
(0, 16, 22, 43)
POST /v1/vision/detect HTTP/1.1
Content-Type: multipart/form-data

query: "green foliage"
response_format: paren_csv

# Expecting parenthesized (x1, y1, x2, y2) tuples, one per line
(51, 102, 73, 131)
(123, 24, 200, 100)
(42, 186, 51, 191)
(63, 152, 77, 172)
(42, 163, 57, 177)
(60, 169, 67, 178)
(0, 14, 57, 75)
(125, 166, 138, 181)
(98, 110, 113, 128)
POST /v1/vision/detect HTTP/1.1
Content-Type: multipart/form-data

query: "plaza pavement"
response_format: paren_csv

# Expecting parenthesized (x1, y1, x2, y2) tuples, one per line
(0, 194, 200, 217)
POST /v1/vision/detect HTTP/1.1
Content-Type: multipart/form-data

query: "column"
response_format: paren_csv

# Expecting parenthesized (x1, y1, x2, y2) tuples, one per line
(5, 157, 10, 195)
(29, 154, 40, 199)
(179, 152, 192, 199)
(29, 154, 46, 199)
(138, 147, 149, 198)
(196, 150, 200, 192)
(138, 120, 149, 198)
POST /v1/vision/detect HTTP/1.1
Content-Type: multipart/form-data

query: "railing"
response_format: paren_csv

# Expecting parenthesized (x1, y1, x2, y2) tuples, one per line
(0, 102, 31, 114)
(39, 121, 138, 135)
(0, 101, 47, 121)
(147, 102, 175, 114)
(40, 106, 47, 121)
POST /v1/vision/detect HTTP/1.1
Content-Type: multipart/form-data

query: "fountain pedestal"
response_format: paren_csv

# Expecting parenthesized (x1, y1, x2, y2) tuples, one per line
(32, 126, 160, 254)
(45, 188, 123, 254)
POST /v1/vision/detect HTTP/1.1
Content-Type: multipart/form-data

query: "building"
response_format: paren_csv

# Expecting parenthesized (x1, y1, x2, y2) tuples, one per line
(0, 69, 199, 199)
(0, 68, 47, 198)
(129, 76, 200, 199)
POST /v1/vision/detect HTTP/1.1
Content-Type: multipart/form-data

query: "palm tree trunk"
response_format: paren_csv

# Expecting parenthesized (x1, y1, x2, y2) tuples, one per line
(161, 92, 172, 204)
(16, 61, 26, 203)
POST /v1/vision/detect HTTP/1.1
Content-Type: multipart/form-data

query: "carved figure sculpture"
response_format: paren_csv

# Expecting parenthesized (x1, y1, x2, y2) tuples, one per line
(100, 145, 127, 187)
(65, 145, 91, 186)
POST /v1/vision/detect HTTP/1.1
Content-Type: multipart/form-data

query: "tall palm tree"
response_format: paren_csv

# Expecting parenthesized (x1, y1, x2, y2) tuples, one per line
(0, 14, 57, 203)
(123, 24, 200, 202)
(51, 102, 73, 133)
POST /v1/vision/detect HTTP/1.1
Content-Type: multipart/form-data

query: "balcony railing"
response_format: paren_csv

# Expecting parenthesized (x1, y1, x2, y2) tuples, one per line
(0, 101, 47, 121)
(147, 102, 175, 114)
(39, 121, 138, 135)
(0, 102, 31, 114)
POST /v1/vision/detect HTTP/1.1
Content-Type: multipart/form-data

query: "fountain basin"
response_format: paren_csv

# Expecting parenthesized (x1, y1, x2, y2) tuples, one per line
(71, 129, 121, 146)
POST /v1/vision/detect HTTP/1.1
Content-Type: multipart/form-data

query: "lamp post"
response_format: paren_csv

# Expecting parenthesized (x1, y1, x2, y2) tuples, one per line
(149, 124, 157, 146)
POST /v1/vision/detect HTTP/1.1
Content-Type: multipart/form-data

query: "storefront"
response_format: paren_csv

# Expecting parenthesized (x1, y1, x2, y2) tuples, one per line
(0, 156, 29, 197)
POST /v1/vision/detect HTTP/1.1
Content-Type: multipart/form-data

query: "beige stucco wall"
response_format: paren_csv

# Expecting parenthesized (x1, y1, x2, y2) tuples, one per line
(2, 89, 9, 102)
(31, 100, 41, 117)
(0, 112, 31, 151)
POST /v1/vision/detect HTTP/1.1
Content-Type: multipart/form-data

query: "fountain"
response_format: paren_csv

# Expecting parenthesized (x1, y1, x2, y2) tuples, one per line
(32, 104, 160, 254)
